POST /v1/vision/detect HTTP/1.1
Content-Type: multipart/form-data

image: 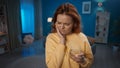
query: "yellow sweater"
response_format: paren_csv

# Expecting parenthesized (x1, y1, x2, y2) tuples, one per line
(45, 32, 93, 68)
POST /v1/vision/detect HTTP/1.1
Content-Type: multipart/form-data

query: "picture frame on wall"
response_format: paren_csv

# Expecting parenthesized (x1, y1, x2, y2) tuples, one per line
(82, 1, 91, 14)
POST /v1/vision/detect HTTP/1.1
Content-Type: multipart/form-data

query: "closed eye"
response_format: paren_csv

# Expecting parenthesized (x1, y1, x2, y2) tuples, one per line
(65, 23, 70, 26)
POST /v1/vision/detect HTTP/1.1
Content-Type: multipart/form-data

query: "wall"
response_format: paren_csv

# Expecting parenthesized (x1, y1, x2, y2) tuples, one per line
(41, 0, 120, 43)
(104, 0, 120, 43)
(41, 0, 65, 36)
(42, 0, 96, 37)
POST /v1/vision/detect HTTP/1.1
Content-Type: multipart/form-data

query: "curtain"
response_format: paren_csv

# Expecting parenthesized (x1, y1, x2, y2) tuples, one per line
(6, 0, 22, 51)
(34, 0, 43, 40)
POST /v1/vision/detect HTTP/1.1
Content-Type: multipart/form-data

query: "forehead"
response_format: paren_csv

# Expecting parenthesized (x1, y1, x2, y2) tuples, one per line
(56, 14, 73, 23)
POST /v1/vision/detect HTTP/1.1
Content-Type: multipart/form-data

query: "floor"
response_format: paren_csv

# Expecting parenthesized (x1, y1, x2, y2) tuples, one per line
(0, 39, 46, 68)
(0, 40, 120, 68)
(91, 44, 120, 68)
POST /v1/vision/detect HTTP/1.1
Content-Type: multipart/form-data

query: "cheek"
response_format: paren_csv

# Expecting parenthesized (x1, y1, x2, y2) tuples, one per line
(57, 25, 60, 29)
(66, 26, 73, 31)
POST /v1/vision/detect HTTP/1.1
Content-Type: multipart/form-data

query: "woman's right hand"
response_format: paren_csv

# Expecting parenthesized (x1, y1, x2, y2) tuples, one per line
(56, 26, 66, 45)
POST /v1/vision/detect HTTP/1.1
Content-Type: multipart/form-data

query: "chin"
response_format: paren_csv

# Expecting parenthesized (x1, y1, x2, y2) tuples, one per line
(61, 32, 66, 35)
(61, 33, 66, 35)
(62, 33, 69, 35)
(61, 31, 70, 35)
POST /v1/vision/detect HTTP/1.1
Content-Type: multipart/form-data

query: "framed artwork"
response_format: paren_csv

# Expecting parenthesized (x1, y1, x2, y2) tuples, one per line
(82, 1, 91, 14)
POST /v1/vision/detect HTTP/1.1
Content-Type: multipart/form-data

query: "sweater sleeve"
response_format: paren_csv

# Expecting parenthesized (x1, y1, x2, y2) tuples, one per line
(45, 34, 66, 68)
(79, 33, 94, 68)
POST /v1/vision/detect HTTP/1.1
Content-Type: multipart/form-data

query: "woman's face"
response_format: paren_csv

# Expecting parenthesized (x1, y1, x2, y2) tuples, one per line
(55, 14, 74, 35)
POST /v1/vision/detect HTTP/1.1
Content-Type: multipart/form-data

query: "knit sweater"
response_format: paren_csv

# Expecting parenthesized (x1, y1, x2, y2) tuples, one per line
(45, 32, 93, 68)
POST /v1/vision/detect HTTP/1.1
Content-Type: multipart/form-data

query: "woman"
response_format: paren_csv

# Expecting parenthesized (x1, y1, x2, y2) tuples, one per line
(45, 3, 93, 68)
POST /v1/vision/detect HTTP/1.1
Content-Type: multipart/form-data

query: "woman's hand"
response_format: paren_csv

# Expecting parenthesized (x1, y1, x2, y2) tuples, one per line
(56, 26, 66, 45)
(70, 51, 86, 64)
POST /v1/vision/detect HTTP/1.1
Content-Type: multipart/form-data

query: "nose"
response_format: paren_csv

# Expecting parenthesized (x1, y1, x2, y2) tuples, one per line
(61, 24, 65, 29)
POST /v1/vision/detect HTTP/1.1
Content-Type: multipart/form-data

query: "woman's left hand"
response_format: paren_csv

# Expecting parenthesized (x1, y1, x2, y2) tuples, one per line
(70, 52, 86, 64)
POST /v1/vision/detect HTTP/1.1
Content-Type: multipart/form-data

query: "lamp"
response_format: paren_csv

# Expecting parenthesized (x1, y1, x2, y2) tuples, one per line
(98, 2, 102, 7)
(47, 17, 52, 22)
(94, 0, 106, 11)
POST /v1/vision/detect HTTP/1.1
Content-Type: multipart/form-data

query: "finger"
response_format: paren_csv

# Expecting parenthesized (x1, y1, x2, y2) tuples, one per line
(77, 55, 85, 60)
(77, 52, 84, 57)
(75, 54, 85, 62)
(70, 55, 76, 61)
(70, 54, 81, 62)
(80, 52, 84, 55)
(56, 25, 59, 34)
(56, 25, 63, 38)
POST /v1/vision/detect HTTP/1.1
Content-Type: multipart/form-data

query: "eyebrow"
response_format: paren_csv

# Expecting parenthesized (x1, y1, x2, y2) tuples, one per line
(56, 19, 73, 24)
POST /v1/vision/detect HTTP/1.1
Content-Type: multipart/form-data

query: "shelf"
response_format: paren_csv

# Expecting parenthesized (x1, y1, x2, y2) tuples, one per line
(0, 32, 7, 36)
(0, 5, 10, 54)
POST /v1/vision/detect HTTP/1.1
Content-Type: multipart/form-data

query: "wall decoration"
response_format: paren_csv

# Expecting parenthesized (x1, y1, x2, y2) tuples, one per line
(82, 1, 91, 14)
(95, 11, 110, 43)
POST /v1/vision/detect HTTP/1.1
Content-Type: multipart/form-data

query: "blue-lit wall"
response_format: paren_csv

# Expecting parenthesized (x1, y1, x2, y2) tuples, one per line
(20, 0, 34, 36)
(104, 0, 120, 43)
(41, 0, 64, 36)
(42, 0, 120, 43)
(42, 0, 97, 37)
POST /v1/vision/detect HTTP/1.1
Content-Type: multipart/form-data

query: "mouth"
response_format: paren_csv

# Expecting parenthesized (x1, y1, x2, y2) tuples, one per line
(60, 30, 65, 32)
(60, 30, 66, 34)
